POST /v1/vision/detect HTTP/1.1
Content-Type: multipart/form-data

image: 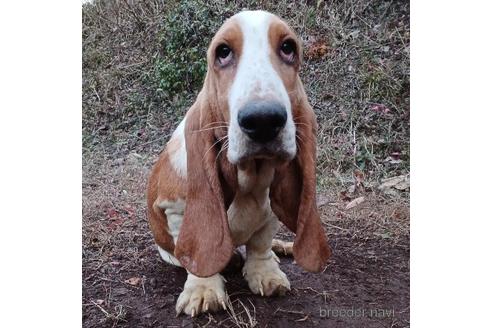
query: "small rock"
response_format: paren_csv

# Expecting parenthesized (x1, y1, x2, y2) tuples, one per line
(345, 196, 365, 210)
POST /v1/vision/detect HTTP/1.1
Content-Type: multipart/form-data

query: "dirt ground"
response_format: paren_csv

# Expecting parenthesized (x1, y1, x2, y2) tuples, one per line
(82, 1, 410, 327)
(82, 152, 409, 328)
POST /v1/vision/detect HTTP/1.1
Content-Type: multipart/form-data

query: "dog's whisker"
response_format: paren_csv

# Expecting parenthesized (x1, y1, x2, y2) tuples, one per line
(215, 139, 229, 162)
(216, 145, 228, 162)
(193, 126, 229, 133)
(295, 129, 308, 138)
(295, 134, 305, 149)
(203, 135, 228, 160)
(294, 121, 310, 127)
(200, 121, 229, 128)
(293, 115, 309, 121)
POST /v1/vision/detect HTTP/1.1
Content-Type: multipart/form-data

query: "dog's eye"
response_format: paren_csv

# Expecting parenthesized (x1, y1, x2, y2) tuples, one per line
(216, 44, 233, 67)
(217, 44, 231, 58)
(280, 39, 296, 64)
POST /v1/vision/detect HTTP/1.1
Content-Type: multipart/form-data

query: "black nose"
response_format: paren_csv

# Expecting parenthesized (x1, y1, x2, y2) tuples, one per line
(237, 101, 287, 143)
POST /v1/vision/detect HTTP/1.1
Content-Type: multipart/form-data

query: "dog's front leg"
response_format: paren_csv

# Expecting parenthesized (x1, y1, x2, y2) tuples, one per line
(243, 216, 291, 296)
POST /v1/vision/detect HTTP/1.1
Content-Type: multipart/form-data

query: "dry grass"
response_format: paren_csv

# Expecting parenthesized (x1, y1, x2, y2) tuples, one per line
(83, 0, 409, 186)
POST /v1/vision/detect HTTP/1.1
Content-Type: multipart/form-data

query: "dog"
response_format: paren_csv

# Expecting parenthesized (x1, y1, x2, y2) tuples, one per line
(147, 10, 331, 317)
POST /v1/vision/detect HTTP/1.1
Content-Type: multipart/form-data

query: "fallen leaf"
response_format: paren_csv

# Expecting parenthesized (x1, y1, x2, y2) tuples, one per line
(125, 277, 142, 286)
(378, 174, 409, 190)
(354, 170, 364, 185)
(391, 208, 408, 220)
(345, 196, 365, 210)
(106, 207, 119, 219)
(370, 103, 391, 114)
(381, 188, 399, 197)
(384, 156, 402, 164)
(394, 179, 410, 190)
(373, 232, 391, 239)
(304, 36, 329, 59)
(390, 152, 401, 160)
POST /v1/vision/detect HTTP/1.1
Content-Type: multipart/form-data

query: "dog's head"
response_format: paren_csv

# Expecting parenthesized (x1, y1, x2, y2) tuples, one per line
(203, 11, 302, 164)
(175, 11, 331, 277)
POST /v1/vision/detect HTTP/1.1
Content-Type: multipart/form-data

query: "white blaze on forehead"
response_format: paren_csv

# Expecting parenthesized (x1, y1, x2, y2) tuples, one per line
(226, 10, 296, 163)
(228, 11, 291, 112)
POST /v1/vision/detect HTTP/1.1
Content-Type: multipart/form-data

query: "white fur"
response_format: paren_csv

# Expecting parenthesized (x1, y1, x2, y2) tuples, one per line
(227, 161, 275, 245)
(227, 10, 296, 164)
(243, 250, 290, 296)
(157, 245, 182, 267)
(176, 273, 228, 316)
(169, 117, 187, 178)
(158, 199, 186, 244)
(232, 162, 291, 296)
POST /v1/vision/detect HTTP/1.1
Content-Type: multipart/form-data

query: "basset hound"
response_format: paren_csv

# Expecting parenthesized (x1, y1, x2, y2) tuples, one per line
(147, 10, 331, 317)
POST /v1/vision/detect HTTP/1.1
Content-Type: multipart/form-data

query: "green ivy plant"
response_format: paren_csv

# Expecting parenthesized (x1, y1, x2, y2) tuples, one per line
(154, 1, 228, 98)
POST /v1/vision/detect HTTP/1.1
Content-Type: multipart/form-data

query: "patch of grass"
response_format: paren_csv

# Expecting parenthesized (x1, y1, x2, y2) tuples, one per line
(82, 0, 410, 187)
(152, 1, 223, 97)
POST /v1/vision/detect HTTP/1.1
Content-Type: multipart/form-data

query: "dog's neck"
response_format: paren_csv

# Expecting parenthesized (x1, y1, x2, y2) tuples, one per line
(236, 159, 275, 195)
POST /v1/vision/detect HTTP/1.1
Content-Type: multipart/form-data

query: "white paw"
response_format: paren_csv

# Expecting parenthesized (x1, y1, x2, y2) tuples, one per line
(243, 251, 291, 296)
(176, 273, 228, 317)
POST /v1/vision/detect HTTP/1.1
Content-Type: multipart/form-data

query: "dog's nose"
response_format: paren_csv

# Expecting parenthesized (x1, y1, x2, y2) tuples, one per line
(238, 101, 287, 143)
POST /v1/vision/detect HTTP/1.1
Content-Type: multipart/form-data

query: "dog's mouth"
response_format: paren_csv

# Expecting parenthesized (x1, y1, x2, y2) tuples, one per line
(226, 119, 297, 165)
(235, 144, 294, 166)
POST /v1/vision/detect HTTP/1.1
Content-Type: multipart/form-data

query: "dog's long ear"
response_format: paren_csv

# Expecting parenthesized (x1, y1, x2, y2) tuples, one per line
(270, 82, 331, 272)
(174, 96, 235, 277)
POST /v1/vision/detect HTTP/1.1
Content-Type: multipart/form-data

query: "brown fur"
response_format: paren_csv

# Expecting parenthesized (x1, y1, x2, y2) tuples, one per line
(269, 81, 331, 272)
(146, 150, 187, 253)
(267, 17, 301, 88)
(173, 93, 238, 277)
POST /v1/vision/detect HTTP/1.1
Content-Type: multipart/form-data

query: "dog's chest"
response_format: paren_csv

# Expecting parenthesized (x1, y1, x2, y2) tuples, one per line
(227, 162, 275, 246)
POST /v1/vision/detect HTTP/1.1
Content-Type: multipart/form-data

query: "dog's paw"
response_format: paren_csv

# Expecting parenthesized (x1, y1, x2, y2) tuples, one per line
(243, 252, 291, 296)
(176, 273, 228, 317)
